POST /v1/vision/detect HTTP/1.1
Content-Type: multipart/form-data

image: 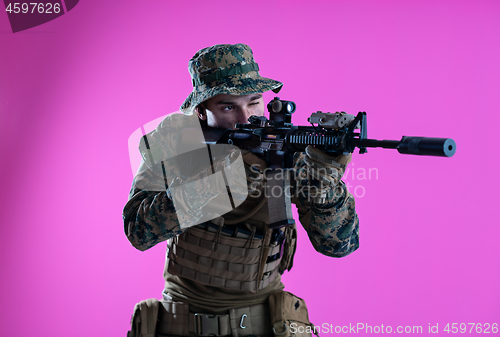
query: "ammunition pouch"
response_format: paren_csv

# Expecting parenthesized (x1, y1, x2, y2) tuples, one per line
(279, 225, 297, 273)
(128, 298, 162, 337)
(269, 291, 315, 337)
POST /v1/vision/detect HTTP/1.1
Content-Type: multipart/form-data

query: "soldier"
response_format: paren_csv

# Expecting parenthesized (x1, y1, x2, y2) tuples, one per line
(124, 44, 359, 337)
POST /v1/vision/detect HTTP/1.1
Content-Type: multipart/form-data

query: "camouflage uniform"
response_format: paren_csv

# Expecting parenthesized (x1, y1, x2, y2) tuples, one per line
(124, 151, 359, 257)
(124, 44, 359, 336)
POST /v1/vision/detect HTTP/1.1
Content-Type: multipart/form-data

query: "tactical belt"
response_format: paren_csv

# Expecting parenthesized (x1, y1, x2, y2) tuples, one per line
(156, 301, 272, 337)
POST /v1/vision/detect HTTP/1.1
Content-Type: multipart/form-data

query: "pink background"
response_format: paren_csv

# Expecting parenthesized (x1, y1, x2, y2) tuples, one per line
(1, 1, 498, 336)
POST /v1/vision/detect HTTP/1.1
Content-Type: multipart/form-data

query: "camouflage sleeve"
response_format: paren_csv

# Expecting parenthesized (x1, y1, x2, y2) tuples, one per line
(291, 152, 359, 258)
(124, 113, 214, 251)
(123, 160, 185, 251)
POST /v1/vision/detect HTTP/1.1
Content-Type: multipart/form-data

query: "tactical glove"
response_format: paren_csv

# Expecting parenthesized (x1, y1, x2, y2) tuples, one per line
(303, 145, 352, 204)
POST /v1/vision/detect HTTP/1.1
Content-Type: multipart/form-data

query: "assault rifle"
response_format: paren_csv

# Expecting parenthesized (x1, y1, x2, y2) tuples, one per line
(202, 97, 456, 228)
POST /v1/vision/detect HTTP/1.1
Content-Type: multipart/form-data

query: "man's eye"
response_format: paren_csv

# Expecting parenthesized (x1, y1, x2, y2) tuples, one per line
(223, 106, 234, 111)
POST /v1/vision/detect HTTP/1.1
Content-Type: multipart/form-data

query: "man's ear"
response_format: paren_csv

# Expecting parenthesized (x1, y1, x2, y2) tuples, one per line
(196, 104, 207, 121)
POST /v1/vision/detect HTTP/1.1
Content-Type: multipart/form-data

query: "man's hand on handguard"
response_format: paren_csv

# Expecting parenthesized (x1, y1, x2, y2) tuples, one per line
(303, 146, 352, 204)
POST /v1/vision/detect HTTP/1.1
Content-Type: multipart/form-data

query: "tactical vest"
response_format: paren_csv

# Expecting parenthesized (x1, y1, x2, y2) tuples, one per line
(165, 149, 297, 293)
(165, 217, 297, 293)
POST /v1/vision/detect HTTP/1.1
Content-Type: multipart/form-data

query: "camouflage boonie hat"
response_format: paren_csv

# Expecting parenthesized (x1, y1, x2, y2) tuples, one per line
(180, 44, 283, 115)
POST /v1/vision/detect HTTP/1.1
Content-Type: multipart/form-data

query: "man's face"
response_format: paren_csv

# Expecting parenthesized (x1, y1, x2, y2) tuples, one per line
(199, 93, 265, 129)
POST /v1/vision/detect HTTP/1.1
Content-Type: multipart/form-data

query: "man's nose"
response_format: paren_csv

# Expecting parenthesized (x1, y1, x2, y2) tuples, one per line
(237, 107, 252, 124)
